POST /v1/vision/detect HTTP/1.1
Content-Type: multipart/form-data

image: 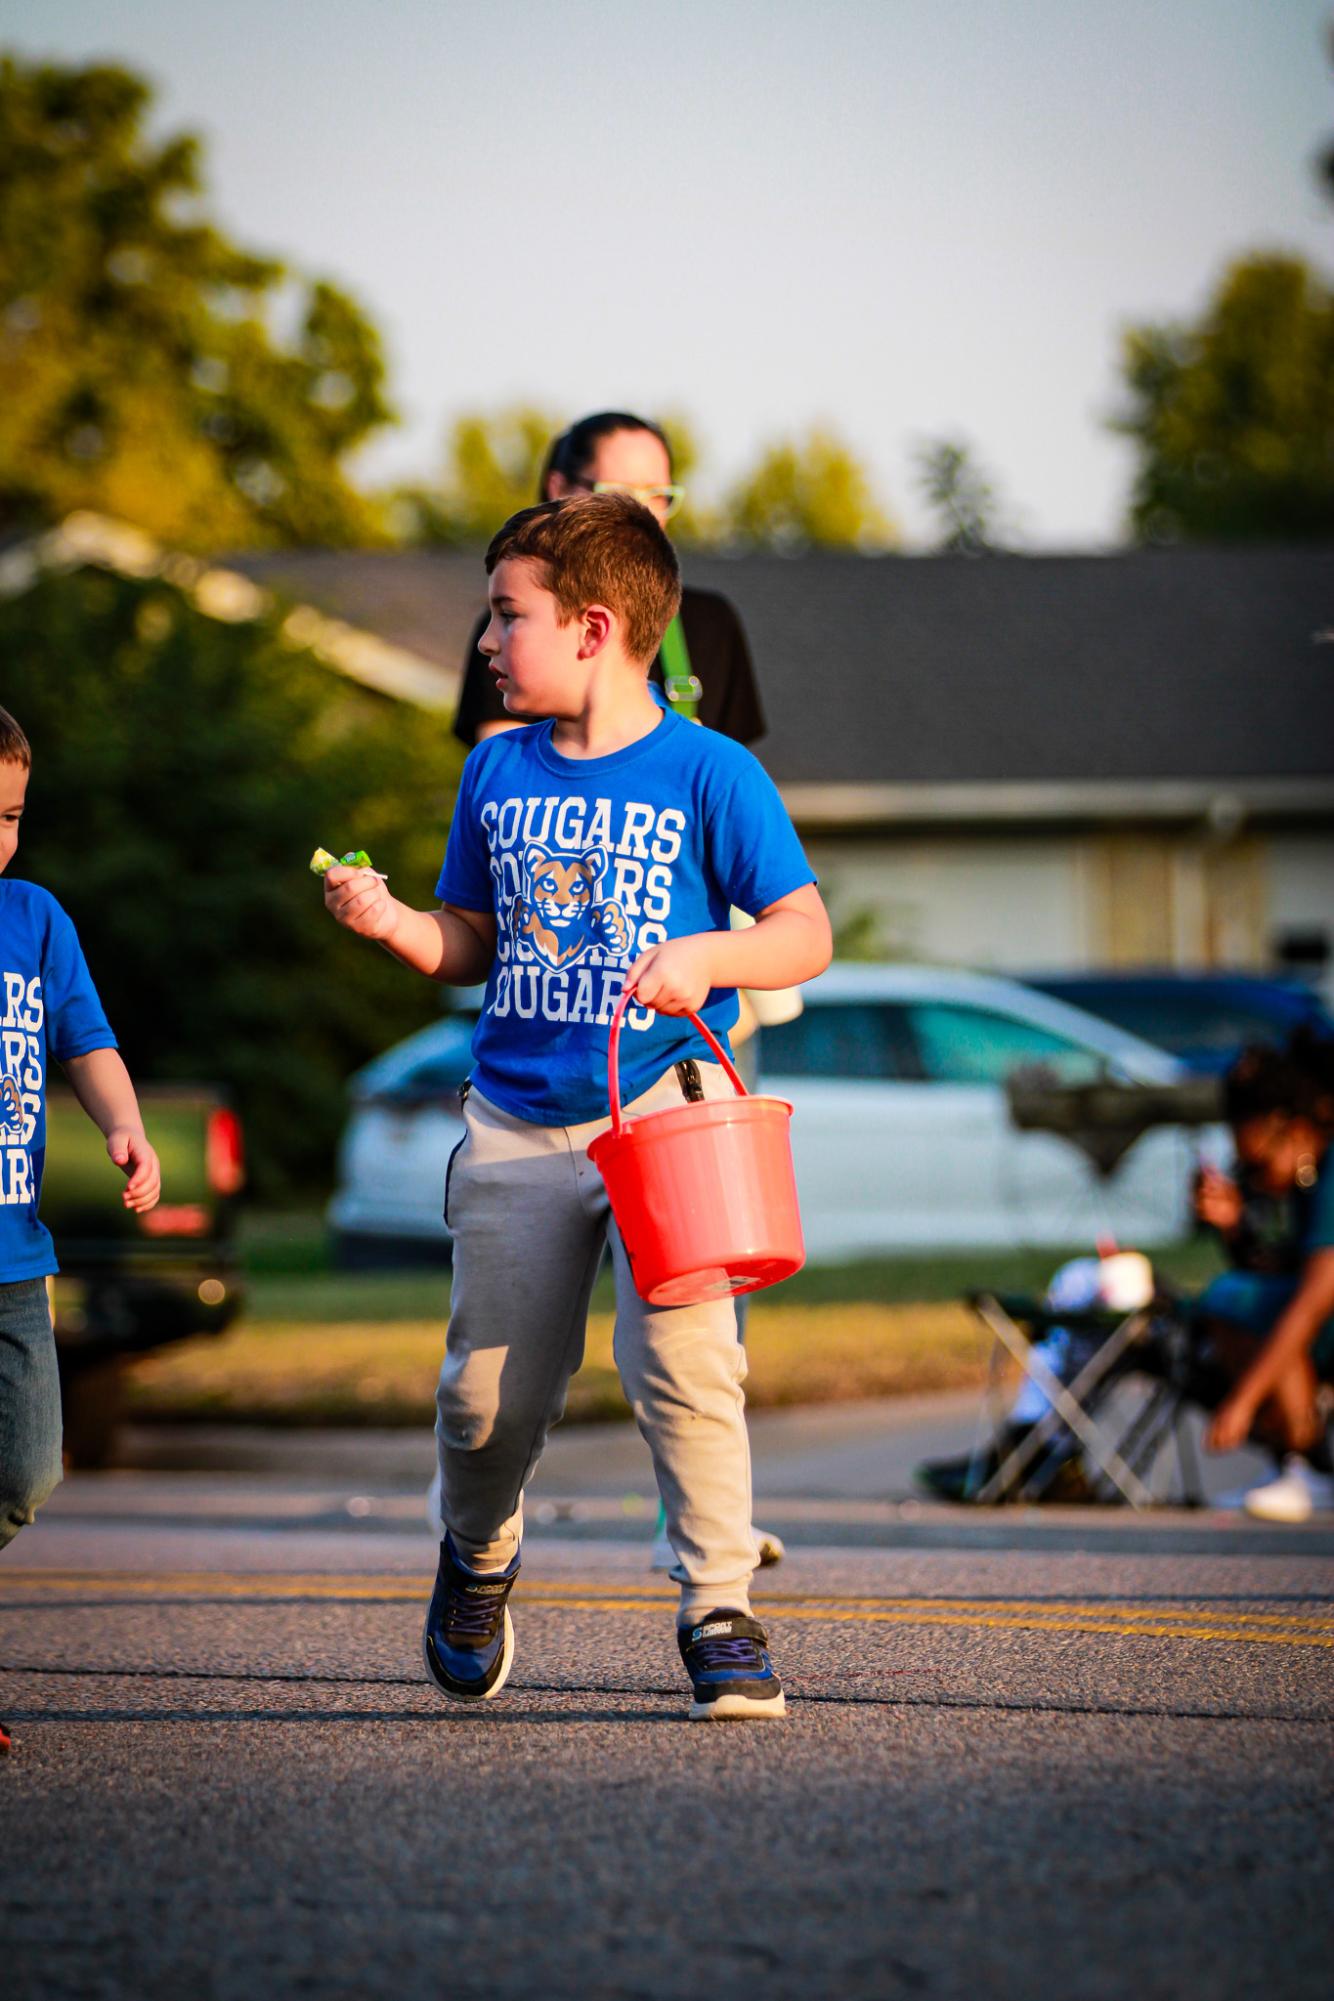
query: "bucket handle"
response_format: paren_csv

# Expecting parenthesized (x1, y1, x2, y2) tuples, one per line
(607, 981, 749, 1138)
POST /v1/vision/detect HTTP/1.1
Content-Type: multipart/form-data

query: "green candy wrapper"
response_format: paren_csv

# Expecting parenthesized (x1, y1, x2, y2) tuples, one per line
(310, 846, 380, 877)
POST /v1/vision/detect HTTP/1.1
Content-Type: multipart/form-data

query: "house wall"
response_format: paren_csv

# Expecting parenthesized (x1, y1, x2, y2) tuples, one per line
(804, 827, 1333, 979)
(804, 834, 1091, 970)
(1266, 832, 1334, 1004)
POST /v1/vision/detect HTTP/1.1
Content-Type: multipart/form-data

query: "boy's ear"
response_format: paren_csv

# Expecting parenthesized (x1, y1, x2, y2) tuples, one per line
(577, 602, 614, 657)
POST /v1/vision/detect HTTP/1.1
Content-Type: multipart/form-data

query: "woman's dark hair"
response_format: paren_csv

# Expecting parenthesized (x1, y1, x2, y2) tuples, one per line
(540, 411, 672, 496)
(1225, 1029, 1334, 1130)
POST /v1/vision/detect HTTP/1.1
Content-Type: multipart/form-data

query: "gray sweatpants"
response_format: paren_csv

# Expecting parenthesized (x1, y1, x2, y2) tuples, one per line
(435, 1063, 758, 1622)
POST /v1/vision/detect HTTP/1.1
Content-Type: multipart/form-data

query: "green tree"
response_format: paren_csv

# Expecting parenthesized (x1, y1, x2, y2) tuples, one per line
(395, 404, 561, 544)
(1114, 254, 1334, 543)
(724, 427, 897, 549)
(913, 437, 1007, 553)
(396, 403, 724, 546)
(4, 568, 461, 1195)
(0, 58, 393, 550)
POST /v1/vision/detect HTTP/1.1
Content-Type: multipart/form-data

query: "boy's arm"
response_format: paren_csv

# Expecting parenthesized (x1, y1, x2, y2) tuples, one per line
(61, 1047, 162, 1213)
(323, 865, 495, 983)
(625, 883, 832, 1016)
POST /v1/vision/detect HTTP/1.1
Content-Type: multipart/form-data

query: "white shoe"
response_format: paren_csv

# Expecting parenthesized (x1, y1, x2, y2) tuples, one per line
(649, 1523, 786, 1571)
(755, 1526, 786, 1567)
(1242, 1455, 1334, 1524)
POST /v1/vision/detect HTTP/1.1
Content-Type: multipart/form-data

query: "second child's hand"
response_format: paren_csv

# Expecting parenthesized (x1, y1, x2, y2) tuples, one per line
(107, 1127, 162, 1213)
(324, 863, 400, 942)
(625, 937, 717, 1015)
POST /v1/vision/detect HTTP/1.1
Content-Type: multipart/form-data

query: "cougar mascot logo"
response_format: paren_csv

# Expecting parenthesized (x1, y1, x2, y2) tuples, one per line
(0, 1075, 22, 1140)
(512, 844, 631, 971)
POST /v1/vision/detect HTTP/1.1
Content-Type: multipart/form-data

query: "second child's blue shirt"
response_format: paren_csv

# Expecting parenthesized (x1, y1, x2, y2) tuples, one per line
(0, 880, 117, 1280)
(437, 710, 815, 1125)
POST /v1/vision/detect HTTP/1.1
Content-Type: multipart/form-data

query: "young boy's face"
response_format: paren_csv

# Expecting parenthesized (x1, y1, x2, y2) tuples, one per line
(480, 557, 594, 717)
(0, 759, 28, 875)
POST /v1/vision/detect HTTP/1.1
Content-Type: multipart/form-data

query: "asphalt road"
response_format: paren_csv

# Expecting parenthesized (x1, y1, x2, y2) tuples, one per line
(3, 1404, 1331, 2001)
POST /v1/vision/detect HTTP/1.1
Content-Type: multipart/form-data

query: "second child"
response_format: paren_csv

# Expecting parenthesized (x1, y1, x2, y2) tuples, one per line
(324, 493, 831, 1719)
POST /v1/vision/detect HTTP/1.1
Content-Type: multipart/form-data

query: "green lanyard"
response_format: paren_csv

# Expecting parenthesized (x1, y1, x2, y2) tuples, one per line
(659, 614, 702, 720)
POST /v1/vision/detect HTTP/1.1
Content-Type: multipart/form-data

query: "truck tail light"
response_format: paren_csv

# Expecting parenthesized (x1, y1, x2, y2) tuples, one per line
(140, 1204, 210, 1236)
(207, 1107, 246, 1196)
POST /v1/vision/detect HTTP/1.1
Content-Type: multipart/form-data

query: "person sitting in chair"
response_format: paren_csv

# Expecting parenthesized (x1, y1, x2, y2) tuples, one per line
(1196, 1033, 1334, 1523)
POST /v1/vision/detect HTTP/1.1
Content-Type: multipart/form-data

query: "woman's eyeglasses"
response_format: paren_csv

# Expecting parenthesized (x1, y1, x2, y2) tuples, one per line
(570, 478, 685, 520)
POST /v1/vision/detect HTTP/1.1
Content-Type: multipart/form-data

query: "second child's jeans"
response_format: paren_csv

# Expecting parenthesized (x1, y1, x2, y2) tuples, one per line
(0, 1278, 63, 1552)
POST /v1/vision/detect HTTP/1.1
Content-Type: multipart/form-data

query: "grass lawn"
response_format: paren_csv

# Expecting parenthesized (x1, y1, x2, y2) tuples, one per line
(123, 1212, 1227, 1429)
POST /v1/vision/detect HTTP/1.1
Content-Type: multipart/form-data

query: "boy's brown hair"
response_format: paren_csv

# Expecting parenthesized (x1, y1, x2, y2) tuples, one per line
(485, 491, 682, 665)
(0, 706, 31, 768)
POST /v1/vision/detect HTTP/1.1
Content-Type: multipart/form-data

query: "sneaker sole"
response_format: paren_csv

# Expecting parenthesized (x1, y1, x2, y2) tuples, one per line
(1243, 1497, 1313, 1524)
(689, 1688, 787, 1721)
(421, 1606, 515, 1703)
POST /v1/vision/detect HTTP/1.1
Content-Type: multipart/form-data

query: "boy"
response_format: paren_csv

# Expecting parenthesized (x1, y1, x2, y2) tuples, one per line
(324, 493, 831, 1719)
(0, 706, 161, 1749)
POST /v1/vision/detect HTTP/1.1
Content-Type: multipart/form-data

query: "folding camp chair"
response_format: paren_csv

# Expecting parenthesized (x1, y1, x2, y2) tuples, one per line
(962, 1290, 1206, 1508)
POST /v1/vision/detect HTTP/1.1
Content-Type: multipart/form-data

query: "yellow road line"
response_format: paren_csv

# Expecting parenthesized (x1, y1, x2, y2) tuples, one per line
(2, 1574, 1330, 1648)
(4, 1574, 1331, 1625)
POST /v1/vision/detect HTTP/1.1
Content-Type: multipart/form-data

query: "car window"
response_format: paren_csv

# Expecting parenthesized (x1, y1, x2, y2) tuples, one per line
(375, 1023, 477, 1102)
(908, 1003, 1105, 1087)
(759, 1002, 919, 1081)
(1037, 985, 1303, 1060)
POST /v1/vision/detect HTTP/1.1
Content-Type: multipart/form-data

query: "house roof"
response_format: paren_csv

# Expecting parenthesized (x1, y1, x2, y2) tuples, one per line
(22, 518, 1326, 822)
(0, 514, 453, 711)
(230, 546, 1334, 811)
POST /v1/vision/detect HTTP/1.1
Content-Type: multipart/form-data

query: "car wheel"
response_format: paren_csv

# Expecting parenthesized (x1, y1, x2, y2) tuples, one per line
(59, 1357, 125, 1471)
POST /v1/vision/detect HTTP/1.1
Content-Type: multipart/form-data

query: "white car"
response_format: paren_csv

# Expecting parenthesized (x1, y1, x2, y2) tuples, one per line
(328, 1012, 478, 1265)
(761, 964, 1212, 1258)
(327, 966, 1213, 1264)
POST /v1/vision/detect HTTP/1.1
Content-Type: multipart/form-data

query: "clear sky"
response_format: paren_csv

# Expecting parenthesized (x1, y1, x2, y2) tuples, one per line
(3, 0, 1330, 545)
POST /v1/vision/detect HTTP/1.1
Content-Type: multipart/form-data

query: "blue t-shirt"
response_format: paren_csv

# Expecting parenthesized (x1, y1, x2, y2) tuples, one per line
(436, 709, 815, 1124)
(0, 881, 116, 1280)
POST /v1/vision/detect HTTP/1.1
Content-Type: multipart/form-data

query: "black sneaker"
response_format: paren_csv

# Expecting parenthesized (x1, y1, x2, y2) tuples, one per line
(422, 1533, 519, 1703)
(678, 1609, 786, 1720)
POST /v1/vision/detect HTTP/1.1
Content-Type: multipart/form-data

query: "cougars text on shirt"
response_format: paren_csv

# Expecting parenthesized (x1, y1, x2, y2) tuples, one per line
(0, 968, 44, 1203)
(481, 794, 686, 1031)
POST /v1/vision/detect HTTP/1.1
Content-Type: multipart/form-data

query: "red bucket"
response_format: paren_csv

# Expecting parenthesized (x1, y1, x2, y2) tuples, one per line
(587, 986, 805, 1307)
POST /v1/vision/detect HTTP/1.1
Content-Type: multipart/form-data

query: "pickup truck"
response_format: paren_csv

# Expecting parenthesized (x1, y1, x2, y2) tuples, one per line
(45, 1086, 246, 1466)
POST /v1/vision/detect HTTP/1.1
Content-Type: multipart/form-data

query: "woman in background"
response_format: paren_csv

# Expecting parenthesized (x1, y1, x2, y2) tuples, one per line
(453, 410, 765, 749)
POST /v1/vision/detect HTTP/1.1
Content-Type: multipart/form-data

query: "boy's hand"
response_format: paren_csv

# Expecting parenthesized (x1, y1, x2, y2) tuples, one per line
(107, 1127, 161, 1213)
(324, 863, 399, 942)
(625, 937, 718, 1016)
(1194, 1167, 1243, 1232)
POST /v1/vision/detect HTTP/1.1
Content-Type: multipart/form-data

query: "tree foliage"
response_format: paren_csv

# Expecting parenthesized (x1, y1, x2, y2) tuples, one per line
(1115, 255, 1334, 543)
(4, 568, 462, 1195)
(724, 427, 897, 550)
(393, 404, 560, 545)
(398, 405, 897, 551)
(0, 57, 394, 550)
(913, 437, 1007, 553)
